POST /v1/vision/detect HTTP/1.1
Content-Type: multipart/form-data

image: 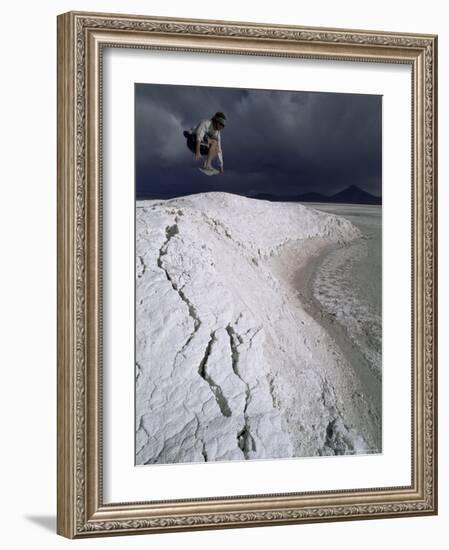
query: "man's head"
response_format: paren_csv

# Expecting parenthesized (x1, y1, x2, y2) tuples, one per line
(212, 112, 226, 130)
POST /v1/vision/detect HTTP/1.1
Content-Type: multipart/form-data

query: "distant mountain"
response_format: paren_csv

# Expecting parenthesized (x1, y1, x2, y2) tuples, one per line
(329, 185, 381, 205)
(251, 185, 381, 205)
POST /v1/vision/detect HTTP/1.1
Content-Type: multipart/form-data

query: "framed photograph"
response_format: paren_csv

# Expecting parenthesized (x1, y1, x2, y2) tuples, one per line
(57, 11, 438, 538)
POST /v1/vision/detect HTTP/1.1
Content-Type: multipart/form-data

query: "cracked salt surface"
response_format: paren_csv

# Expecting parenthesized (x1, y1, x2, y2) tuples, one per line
(309, 203, 382, 380)
(135, 192, 381, 465)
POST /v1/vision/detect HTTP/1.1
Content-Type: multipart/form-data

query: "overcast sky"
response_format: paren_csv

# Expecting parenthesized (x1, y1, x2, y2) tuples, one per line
(135, 83, 381, 200)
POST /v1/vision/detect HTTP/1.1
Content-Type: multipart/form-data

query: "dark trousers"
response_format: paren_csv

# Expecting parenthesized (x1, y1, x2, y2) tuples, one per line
(183, 130, 209, 156)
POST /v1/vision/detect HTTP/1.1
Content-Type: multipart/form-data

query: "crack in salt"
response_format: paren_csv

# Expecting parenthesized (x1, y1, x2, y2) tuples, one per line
(225, 324, 250, 413)
(248, 327, 262, 349)
(226, 323, 254, 458)
(156, 221, 203, 366)
(266, 373, 278, 409)
(198, 331, 232, 418)
(135, 361, 142, 382)
(201, 440, 208, 462)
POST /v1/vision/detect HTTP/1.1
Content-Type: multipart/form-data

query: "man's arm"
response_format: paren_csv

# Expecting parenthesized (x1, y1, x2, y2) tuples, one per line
(217, 132, 224, 171)
(194, 120, 208, 160)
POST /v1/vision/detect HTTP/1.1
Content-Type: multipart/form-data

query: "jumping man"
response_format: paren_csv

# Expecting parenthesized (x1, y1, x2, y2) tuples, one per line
(183, 112, 226, 174)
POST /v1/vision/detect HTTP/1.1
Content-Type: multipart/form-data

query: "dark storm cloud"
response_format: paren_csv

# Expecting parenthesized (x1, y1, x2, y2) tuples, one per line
(135, 83, 381, 199)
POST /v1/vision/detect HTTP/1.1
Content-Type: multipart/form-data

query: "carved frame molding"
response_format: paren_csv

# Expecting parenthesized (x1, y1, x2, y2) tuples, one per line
(57, 11, 437, 538)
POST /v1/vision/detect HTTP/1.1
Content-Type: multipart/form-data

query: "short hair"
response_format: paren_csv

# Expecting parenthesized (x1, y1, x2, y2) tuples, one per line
(213, 112, 226, 120)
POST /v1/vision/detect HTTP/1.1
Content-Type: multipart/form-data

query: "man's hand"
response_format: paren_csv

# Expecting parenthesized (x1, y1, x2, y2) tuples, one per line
(195, 151, 201, 161)
(219, 166, 224, 174)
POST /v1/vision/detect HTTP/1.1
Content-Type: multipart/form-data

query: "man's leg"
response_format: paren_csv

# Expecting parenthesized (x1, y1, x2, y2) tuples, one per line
(205, 139, 219, 169)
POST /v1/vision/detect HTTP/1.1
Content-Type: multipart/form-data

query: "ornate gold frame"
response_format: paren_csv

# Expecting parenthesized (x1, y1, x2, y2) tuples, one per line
(57, 11, 438, 538)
